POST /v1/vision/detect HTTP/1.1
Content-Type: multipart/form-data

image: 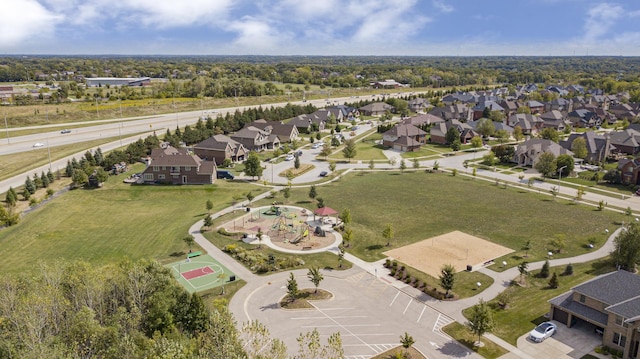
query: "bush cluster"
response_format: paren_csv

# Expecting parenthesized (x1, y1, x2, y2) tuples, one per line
(223, 244, 304, 273)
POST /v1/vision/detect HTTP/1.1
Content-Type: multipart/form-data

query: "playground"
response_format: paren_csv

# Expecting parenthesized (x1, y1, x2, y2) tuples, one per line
(165, 253, 236, 294)
(383, 231, 514, 277)
(218, 205, 337, 251)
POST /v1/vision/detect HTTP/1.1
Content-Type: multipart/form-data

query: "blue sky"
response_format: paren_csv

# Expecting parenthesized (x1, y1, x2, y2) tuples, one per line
(2, 0, 640, 55)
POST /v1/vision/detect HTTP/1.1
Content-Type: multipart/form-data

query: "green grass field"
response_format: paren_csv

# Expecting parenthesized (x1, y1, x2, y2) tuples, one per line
(256, 171, 619, 265)
(0, 172, 259, 273)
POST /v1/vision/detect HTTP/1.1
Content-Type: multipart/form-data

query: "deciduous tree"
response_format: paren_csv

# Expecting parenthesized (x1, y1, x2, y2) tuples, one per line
(534, 152, 557, 178)
(611, 222, 640, 272)
(342, 139, 357, 162)
(439, 264, 456, 298)
(243, 152, 263, 180)
(466, 299, 495, 345)
(307, 267, 324, 293)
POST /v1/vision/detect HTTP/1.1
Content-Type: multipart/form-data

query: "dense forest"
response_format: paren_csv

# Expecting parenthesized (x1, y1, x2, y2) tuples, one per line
(2, 56, 640, 97)
(0, 259, 343, 359)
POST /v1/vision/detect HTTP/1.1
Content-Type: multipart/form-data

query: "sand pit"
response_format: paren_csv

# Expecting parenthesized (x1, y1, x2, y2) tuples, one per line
(383, 231, 513, 277)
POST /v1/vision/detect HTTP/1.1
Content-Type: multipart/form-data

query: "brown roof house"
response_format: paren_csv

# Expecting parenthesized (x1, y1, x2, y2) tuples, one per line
(407, 98, 433, 113)
(540, 110, 569, 131)
(549, 270, 640, 359)
(568, 109, 602, 128)
(401, 113, 444, 127)
(506, 113, 543, 135)
(359, 102, 395, 116)
(513, 139, 573, 167)
(428, 104, 473, 122)
(617, 157, 640, 185)
(141, 145, 215, 185)
(289, 114, 326, 133)
(430, 119, 479, 145)
(230, 126, 280, 152)
(193, 134, 248, 165)
(382, 124, 427, 152)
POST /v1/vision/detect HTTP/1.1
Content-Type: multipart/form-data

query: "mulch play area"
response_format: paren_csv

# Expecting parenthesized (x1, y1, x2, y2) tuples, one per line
(218, 205, 337, 251)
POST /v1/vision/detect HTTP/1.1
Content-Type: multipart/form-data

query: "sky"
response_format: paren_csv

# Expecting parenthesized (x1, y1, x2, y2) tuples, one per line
(2, 0, 640, 56)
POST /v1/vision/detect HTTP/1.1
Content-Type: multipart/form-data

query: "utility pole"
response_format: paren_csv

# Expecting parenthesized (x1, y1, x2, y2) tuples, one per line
(45, 110, 52, 171)
(119, 100, 124, 147)
(95, 96, 99, 119)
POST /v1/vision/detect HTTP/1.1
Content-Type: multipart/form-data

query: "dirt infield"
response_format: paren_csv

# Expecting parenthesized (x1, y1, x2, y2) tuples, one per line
(383, 231, 513, 277)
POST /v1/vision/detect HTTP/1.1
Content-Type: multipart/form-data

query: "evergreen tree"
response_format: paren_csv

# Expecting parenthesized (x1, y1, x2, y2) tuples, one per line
(308, 185, 317, 200)
(93, 147, 104, 166)
(548, 272, 559, 289)
(24, 176, 36, 195)
(41, 171, 50, 188)
(439, 264, 456, 298)
(539, 260, 550, 278)
(47, 169, 55, 183)
(5, 187, 18, 207)
(286, 272, 299, 302)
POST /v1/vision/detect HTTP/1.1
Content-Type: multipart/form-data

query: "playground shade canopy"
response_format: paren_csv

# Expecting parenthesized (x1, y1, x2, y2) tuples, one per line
(313, 207, 337, 216)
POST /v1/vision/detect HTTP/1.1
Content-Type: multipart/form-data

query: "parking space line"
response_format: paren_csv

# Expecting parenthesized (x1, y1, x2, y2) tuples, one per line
(291, 315, 368, 320)
(309, 302, 379, 354)
(417, 306, 426, 323)
(389, 292, 400, 306)
(403, 298, 413, 314)
(301, 324, 381, 328)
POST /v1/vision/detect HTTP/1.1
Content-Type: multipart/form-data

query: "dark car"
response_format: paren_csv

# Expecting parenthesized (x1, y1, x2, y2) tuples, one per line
(216, 170, 235, 180)
(319, 171, 328, 177)
(60, 129, 71, 134)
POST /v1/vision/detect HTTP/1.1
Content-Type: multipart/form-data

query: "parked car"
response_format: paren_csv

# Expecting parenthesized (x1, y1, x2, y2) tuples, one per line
(529, 322, 556, 342)
(319, 171, 328, 177)
(285, 154, 295, 161)
(216, 170, 235, 180)
(33, 142, 44, 148)
(295, 150, 303, 156)
(60, 129, 71, 134)
(311, 142, 323, 149)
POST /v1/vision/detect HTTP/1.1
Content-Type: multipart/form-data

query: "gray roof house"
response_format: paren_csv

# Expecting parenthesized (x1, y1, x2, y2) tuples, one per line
(230, 126, 280, 152)
(359, 102, 395, 116)
(382, 124, 427, 151)
(513, 138, 573, 166)
(609, 129, 640, 155)
(506, 113, 543, 135)
(549, 270, 640, 359)
(560, 131, 613, 164)
(401, 113, 444, 127)
(540, 110, 569, 131)
(193, 134, 248, 165)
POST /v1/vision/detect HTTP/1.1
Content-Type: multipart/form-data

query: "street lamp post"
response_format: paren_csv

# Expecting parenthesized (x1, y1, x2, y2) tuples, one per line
(558, 166, 567, 182)
(4, 110, 9, 144)
(119, 101, 124, 147)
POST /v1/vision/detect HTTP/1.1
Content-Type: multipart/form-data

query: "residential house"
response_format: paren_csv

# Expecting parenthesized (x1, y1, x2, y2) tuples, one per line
(429, 104, 473, 122)
(230, 126, 280, 152)
(359, 102, 395, 116)
(407, 98, 432, 113)
(526, 100, 545, 114)
(568, 109, 602, 128)
(442, 93, 476, 105)
(499, 100, 519, 117)
(506, 113, 543, 135)
(589, 95, 610, 110)
(311, 108, 343, 124)
(609, 129, 640, 155)
(289, 114, 326, 133)
(430, 119, 478, 145)
(618, 157, 640, 185)
(547, 98, 573, 112)
(401, 113, 444, 127)
(540, 110, 569, 131)
(141, 146, 215, 185)
(513, 139, 573, 166)
(247, 120, 299, 143)
(549, 270, 640, 359)
(382, 124, 427, 151)
(472, 101, 505, 120)
(327, 105, 359, 120)
(560, 132, 612, 164)
(609, 104, 639, 121)
(193, 134, 248, 165)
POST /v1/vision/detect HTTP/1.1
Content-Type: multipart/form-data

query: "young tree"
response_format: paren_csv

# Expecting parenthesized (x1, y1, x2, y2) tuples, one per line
(548, 272, 559, 289)
(513, 125, 524, 141)
(338, 244, 345, 268)
(518, 261, 529, 284)
(400, 332, 415, 357)
(342, 139, 357, 162)
(571, 137, 588, 159)
(329, 162, 337, 172)
(294, 155, 300, 169)
(439, 264, 456, 298)
(534, 152, 557, 178)
(246, 191, 255, 205)
(611, 222, 640, 272)
(308, 185, 317, 200)
(413, 158, 420, 169)
(539, 260, 550, 278)
(320, 144, 332, 158)
(382, 223, 393, 247)
(466, 299, 495, 346)
(206, 199, 213, 214)
(307, 267, 324, 293)
(549, 234, 566, 253)
(369, 159, 375, 170)
(477, 118, 495, 138)
(445, 127, 460, 145)
(451, 138, 461, 151)
(24, 176, 36, 195)
(282, 187, 290, 202)
(399, 159, 407, 172)
(316, 197, 325, 208)
(183, 234, 195, 252)
(5, 187, 17, 207)
(71, 169, 88, 188)
(523, 240, 532, 258)
(286, 272, 299, 302)
(339, 208, 351, 227)
(342, 228, 353, 248)
(203, 213, 214, 228)
(256, 227, 263, 249)
(471, 136, 483, 152)
(243, 152, 263, 180)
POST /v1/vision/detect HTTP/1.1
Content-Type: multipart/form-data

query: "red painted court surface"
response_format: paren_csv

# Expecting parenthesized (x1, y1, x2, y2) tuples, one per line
(181, 266, 216, 280)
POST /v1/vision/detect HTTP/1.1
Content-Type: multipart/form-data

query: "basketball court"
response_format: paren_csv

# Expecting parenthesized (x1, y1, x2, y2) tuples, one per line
(383, 230, 514, 276)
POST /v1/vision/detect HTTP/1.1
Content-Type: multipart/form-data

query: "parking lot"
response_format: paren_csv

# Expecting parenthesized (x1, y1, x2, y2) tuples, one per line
(239, 268, 480, 358)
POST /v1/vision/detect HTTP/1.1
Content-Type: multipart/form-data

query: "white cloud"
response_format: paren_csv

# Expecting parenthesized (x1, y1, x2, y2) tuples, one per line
(582, 2, 624, 41)
(0, 0, 63, 48)
(226, 17, 288, 53)
(349, 0, 430, 43)
(432, 0, 454, 13)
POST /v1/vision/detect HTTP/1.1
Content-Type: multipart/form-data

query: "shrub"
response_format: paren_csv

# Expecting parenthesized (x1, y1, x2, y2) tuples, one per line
(563, 263, 574, 276)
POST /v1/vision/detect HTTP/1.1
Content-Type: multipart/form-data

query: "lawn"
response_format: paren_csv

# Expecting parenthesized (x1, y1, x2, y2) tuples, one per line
(253, 171, 619, 266)
(0, 133, 147, 182)
(464, 259, 615, 346)
(0, 170, 260, 274)
(442, 322, 508, 359)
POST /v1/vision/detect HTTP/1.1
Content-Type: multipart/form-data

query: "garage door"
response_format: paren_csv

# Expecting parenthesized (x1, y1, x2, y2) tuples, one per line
(553, 307, 569, 325)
